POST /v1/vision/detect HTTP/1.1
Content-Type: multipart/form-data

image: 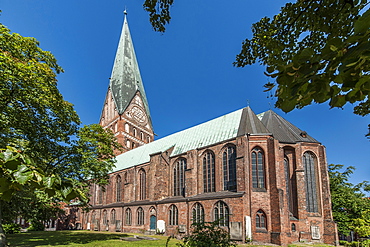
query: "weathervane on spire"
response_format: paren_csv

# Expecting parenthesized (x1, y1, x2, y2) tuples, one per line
(124, 7, 127, 15)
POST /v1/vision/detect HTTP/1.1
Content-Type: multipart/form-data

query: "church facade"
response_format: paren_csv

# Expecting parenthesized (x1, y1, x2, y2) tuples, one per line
(74, 14, 338, 245)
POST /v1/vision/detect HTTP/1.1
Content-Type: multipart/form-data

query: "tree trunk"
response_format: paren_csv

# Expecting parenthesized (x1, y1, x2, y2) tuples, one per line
(0, 202, 7, 247)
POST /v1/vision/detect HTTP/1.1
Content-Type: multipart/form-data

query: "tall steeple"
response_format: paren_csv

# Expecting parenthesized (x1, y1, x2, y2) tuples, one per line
(100, 12, 154, 154)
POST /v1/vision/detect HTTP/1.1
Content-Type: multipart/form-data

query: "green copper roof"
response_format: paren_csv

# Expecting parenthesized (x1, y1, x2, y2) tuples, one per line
(112, 107, 320, 172)
(110, 14, 152, 126)
(114, 108, 244, 172)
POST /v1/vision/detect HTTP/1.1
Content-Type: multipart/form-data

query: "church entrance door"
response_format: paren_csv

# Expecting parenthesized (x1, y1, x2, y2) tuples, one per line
(150, 215, 156, 230)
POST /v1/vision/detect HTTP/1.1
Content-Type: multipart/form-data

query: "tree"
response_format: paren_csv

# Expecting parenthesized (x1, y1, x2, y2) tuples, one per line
(143, 0, 370, 137)
(0, 23, 122, 246)
(329, 164, 370, 237)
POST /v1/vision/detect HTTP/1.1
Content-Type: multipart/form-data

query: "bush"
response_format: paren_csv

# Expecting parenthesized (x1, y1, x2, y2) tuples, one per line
(177, 220, 236, 247)
(28, 221, 45, 231)
(3, 223, 21, 234)
(339, 240, 348, 246)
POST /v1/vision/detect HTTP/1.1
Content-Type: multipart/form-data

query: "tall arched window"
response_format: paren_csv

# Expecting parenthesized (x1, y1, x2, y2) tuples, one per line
(92, 211, 96, 224)
(125, 208, 132, 226)
(223, 146, 237, 191)
(125, 123, 130, 133)
(102, 210, 108, 225)
(139, 169, 146, 200)
(97, 186, 103, 204)
(303, 152, 319, 212)
(169, 205, 179, 225)
(256, 210, 267, 229)
(251, 147, 265, 189)
(111, 209, 116, 225)
(116, 175, 122, 202)
(284, 157, 291, 210)
(137, 207, 144, 225)
(192, 203, 204, 224)
(174, 159, 186, 196)
(214, 201, 230, 227)
(85, 213, 89, 225)
(203, 151, 215, 193)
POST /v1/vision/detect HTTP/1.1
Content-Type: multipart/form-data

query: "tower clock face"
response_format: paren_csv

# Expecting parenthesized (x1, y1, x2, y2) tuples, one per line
(130, 105, 147, 125)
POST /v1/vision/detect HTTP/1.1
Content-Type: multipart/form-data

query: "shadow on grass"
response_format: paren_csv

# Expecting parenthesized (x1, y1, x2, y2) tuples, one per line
(7, 230, 129, 246)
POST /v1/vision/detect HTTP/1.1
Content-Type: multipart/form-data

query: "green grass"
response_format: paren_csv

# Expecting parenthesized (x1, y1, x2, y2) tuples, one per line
(6, 230, 180, 247)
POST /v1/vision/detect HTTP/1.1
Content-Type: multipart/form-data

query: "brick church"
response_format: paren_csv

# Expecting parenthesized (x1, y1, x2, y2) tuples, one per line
(72, 13, 338, 245)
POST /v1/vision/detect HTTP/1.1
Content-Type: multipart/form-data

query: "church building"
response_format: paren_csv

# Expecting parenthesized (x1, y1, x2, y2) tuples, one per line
(76, 13, 338, 245)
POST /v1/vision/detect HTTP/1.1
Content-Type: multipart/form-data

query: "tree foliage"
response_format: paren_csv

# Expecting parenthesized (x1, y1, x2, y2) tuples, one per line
(0, 22, 122, 245)
(235, 0, 370, 134)
(329, 164, 370, 236)
(143, 0, 370, 137)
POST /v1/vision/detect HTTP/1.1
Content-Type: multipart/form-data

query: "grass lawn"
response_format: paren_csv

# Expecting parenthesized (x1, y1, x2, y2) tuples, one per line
(6, 230, 181, 247)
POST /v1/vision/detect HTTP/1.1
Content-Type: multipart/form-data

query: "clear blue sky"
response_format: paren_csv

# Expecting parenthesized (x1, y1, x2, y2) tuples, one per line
(2, 0, 369, 188)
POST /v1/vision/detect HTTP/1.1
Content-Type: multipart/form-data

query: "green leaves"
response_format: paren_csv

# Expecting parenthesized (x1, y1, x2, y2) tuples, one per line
(0, 147, 85, 203)
(235, 0, 370, 136)
(329, 164, 370, 236)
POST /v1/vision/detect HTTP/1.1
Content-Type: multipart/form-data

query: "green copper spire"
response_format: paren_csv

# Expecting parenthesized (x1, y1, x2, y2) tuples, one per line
(109, 13, 152, 126)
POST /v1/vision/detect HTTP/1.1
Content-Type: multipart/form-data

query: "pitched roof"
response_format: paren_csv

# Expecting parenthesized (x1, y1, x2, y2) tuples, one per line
(112, 107, 319, 172)
(258, 110, 319, 144)
(109, 14, 152, 127)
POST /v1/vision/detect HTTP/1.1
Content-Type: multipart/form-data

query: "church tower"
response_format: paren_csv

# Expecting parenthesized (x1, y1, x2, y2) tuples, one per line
(99, 12, 154, 155)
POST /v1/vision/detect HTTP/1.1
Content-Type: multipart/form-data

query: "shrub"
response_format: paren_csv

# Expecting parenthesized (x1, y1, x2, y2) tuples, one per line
(177, 220, 236, 247)
(28, 221, 45, 231)
(339, 240, 348, 246)
(3, 223, 21, 234)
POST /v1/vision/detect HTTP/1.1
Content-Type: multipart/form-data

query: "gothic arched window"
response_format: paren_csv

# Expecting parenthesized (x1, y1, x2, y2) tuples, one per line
(102, 210, 108, 225)
(203, 151, 215, 193)
(303, 152, 319, 212)
(137, 207, 144, 225)
(174, 159, 186, 196)
(192, 203, 204, 224)
(125, 208, 132, 226)
(97, 185, 103, 204)
(256, 209, 267, 229)
(116, 175, 122, 202)
(251, 147, 265, 189)
(139, 169, 146, 200)
(223, 146, 237, 191)
(214, 201, 230, 227)
(169, 205, 179, 225)
(111, 209, 116, 225)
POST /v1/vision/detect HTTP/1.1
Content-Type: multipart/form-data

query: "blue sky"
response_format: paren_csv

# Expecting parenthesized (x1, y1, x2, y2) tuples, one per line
(2, 0, 369, 189)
